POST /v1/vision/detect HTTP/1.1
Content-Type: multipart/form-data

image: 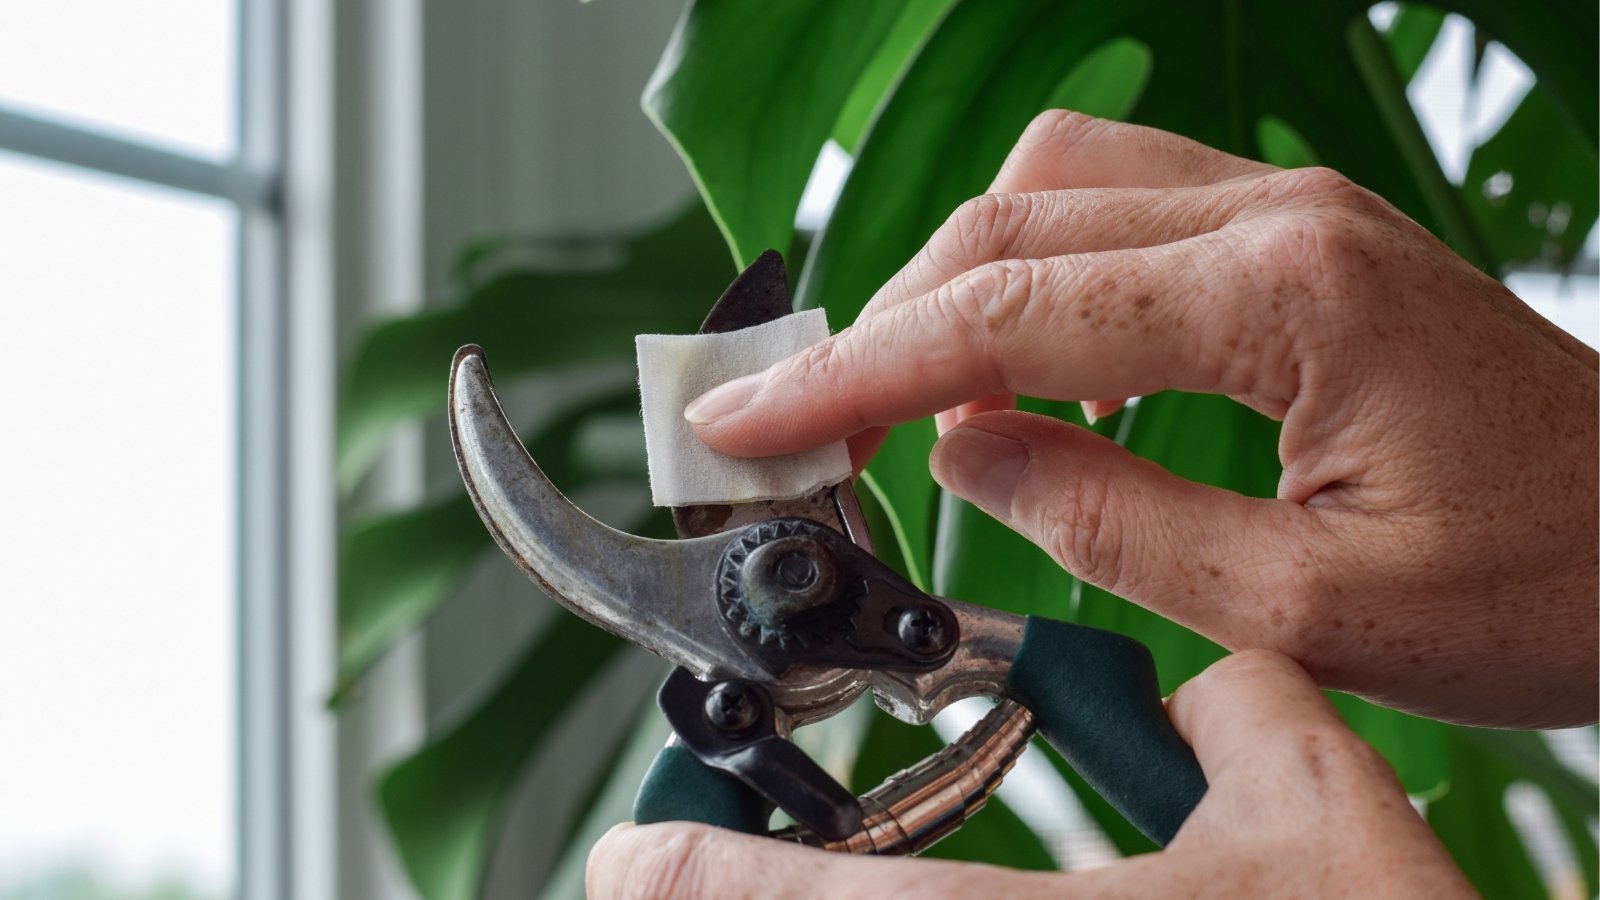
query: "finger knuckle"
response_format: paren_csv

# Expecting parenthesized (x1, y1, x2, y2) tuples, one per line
(1039, 468, 1127, 592)
(946, 192, 1031, 264)
(603, 827, 718, 900)
(1266, 166, 1368, 208)
(1212, 647, 1302, 681)
(1188, 648, 1301, 703)
(939, 258, 1043, 387)
(1287, 719, 1393, 789)
(1021, 108, 1096, 148)
(1007, 109, 1103, 173)
(1256, 212, 1377, 296)
(1257, 561, 1350, 664)
(782, 335, 873, 429)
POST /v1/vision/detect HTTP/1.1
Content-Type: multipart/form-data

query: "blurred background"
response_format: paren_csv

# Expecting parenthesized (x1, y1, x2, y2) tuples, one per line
(0, 1, 1593, 899)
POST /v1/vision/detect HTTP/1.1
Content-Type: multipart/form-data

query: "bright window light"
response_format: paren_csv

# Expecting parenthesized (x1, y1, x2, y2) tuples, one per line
(0, 151, 235, 899)
(0, 0, 236, 158)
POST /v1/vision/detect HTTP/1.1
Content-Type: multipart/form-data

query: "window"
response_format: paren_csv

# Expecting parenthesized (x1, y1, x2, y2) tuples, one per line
(0, 3, 281, 898)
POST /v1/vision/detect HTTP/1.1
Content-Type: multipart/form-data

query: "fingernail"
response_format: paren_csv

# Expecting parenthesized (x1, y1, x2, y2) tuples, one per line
(684, 372, 763, 425)
(1080, 401, 1098, 426)
(931, 427, 1030, 520)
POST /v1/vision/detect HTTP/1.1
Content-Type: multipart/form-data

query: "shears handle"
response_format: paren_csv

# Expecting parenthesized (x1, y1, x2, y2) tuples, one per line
(635, 742, 773, 834)
(1004, 615, 1206, 846)
(633, 616, 1206, 848)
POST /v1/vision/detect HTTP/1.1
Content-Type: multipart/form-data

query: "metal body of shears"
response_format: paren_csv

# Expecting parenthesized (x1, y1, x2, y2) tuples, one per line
(447, 252, 1206, 854)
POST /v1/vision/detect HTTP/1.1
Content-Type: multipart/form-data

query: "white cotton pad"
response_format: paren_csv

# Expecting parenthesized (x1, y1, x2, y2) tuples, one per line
(635, 308, 852, 507)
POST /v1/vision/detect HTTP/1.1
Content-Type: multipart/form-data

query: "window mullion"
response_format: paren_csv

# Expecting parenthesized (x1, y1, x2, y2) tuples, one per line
(235, 0, 289, 897)
(0, 104, 270, 205)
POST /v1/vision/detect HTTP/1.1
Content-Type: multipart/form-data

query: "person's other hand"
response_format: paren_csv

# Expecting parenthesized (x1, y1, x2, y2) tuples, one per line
(587, 652, 1473, 899)
(682, 111, 1598, 729)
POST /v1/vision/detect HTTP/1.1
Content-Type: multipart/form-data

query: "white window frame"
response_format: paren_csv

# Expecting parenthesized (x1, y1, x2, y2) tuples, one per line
(0, 3, 322, 899)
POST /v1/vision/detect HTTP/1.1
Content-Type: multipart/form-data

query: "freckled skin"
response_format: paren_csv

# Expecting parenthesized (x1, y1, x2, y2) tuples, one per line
(661, 111, 1593, 897)
(691, 111, 1597, 733)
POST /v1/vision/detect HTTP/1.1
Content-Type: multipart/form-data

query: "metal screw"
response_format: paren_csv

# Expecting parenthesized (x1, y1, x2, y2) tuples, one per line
(897, 605, 951, 656)
(703, 681, 760, 733)
(774, 551, 818, 591)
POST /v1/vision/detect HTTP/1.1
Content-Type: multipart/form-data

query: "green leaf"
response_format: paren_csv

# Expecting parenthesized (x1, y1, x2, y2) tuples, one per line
(853, 467, 912, 581)
(643, 1, 929, 267)
(1458, 728, 1599, 898)
(1066, 393, 1275, 691)
(1384, 4, 1447, 83)
(1256, 116, 1322, 169)
(797, 1, 1419, 337)
(1461, 728, 1600, 819)
(336, 203, 730, 493)
(334, 493, 483, 706)
(539, 702, 675, 900)
(1464, 85, 1600, 270)
(376, 615, 626, 900)
(933, 492, 1074, 620)
(1452, 0, 1597, 150)
(857, 427, 939, 589)
(850, 707, 1056, 870)
(1347, 17, 1495, 269)
(1428, 728, 1548, 899)
(830, 0, 957, 154)
(931, 398, 1107, 620)
(1038, 37, 1152, 120)
(791, 0, 1595, 323)
(1426, 728, 1600, 898)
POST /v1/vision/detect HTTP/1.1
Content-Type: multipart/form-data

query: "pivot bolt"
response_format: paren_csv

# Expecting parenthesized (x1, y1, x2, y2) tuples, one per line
(703, 681, 761, 734)
(739, 536, 838, 632)
(774, 551, 818, 591)
(897, 605, 951, 656)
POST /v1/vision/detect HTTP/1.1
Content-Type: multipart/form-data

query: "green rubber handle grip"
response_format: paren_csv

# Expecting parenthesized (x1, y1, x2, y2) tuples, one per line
(1005, 616, 1206, 846)
(633, 743, 772, 834)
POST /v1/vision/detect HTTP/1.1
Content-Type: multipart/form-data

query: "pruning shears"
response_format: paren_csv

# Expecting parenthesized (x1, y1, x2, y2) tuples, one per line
(446, 252, 1206, 854)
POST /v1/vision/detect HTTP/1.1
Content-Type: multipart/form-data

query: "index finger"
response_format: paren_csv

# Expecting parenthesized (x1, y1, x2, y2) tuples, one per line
(868, 112, 1275, 316)
(685, 223, 1296, 458)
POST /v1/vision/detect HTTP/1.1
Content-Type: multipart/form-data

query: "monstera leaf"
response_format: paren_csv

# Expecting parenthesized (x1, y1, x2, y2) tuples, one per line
(336, 204, 731, 492)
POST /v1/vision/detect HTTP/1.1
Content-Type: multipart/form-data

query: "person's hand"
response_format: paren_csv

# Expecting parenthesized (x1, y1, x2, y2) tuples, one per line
(587, 651, 1473, 898)
(681, 111, 1599, 729)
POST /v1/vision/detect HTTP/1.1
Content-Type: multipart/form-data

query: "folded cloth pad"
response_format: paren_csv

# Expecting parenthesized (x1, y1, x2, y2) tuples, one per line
(635, 308, 852, 507)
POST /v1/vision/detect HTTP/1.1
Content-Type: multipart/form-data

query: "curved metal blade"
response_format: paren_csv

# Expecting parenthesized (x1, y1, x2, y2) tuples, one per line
(448, 344, 773, 680)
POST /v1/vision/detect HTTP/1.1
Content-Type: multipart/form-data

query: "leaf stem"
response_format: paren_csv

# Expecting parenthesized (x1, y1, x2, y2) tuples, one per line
(1346, 17, 1497, 273)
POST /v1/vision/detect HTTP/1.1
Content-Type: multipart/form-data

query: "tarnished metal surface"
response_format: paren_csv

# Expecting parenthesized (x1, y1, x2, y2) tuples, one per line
(450, 345, 868, 721)
(448, 344, 1023, 727)
(447, 248, 1042, 855)
(450, 345, 771, 681)
(693, 248, 793, 335)
(773, 700, 1037, 855)
(866, 598, 1025, 726)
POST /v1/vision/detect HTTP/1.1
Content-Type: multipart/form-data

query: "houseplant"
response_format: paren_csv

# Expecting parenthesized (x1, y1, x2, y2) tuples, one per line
(337, 2, 1598, 897)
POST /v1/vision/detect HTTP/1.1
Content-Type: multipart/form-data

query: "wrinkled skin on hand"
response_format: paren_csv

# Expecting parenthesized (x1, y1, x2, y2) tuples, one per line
(587, 652, 1475, 899)
(683, 111, 1599, 730)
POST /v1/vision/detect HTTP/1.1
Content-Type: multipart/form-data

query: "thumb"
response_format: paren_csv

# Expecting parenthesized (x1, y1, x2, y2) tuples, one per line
(929, 410, 1309, 646)
(586, 821, 1056, 899)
